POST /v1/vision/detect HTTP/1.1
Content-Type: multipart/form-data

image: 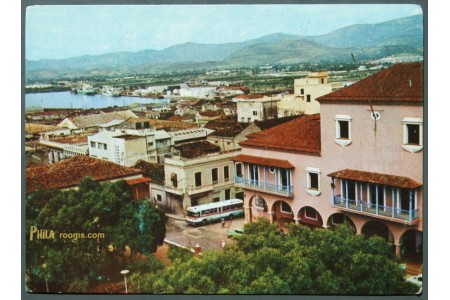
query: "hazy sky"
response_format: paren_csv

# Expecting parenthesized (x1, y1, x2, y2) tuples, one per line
(26, 4, 423, 61)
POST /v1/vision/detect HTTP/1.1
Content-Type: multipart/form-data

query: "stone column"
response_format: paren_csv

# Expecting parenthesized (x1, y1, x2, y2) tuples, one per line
(394, 243, 403, 257)
(244, 205, 251, 223)
(268, 211, 275, 224)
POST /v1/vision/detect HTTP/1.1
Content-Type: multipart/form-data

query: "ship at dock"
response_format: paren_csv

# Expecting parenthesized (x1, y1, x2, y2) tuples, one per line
(101, 86, 122, 97)
(72, 82, 95, 95)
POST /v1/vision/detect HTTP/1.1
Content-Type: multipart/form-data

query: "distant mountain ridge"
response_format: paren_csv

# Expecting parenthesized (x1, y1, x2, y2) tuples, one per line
(26, 15, 423, 81)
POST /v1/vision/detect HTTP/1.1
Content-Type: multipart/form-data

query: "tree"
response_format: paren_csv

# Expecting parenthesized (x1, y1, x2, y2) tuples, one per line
(127, 219, 417, 295)
(25, 178, 167, 292)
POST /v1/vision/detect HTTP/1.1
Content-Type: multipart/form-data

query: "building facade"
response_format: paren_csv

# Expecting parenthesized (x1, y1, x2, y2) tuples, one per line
(235, 94, 281, 123)
(233, 63, 424, 261)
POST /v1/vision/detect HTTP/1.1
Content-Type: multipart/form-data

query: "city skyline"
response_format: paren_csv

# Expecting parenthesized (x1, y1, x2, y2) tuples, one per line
(26, 4, 422, 61)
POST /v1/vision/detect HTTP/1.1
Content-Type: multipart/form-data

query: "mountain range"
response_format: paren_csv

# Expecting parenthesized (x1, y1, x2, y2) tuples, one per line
(25, 14, 423, 81)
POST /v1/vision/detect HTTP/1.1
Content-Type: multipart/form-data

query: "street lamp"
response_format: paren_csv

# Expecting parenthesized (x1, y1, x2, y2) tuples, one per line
(120, 269, 129, 294)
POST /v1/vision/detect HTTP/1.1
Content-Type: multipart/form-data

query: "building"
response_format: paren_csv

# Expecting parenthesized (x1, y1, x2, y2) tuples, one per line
(87, 128, 172, 166)
(26, 155, 149, 200)
(278, 71, 332, 117)
(58, 110, 138, 130)
(235, 94, 281, 123)
(232, 63, 423, 261)
(164, 140, 242, 214)
(40, 135, 89, 163)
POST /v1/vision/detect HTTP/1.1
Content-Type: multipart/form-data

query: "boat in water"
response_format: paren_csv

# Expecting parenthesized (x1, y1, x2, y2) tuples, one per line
(101, 86, 122, 97)
(74, 83, 95, 95)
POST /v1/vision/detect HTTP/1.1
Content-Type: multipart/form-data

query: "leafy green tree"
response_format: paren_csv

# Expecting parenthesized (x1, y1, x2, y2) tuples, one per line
(126, 219, 417, 295)
(25, 178, 167, 292)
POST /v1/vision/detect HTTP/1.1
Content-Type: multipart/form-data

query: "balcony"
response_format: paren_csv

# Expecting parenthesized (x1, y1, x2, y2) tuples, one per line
(235, 176, 294, 198)
(333, 196, 419, 225)
(186, 183, 214, 196)
(164, 184, 184, 196)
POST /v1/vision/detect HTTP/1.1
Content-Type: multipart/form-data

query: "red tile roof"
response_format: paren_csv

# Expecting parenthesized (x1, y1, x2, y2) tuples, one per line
(174, 140, 221, 159)
(240, 114, 321, 155)
(26, 156, 142, 193)
(235, 94, 265, 100)
(204, 120, 250, 137)
(327, 169, 422, 189)
(231, 154, 294, 169)
(127, 177, 152, 185)
(317, 62, 423, 103)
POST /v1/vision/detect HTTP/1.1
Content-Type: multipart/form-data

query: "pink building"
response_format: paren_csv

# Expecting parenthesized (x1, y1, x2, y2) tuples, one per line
(232, 63, 423, 261)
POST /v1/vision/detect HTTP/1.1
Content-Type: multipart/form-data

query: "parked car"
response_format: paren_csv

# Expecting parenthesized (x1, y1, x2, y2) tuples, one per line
(227, 228, 244, 238)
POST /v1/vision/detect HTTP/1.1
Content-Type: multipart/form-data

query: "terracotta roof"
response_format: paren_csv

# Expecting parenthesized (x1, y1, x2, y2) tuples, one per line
(25, 123, 62, 134)
(52, 136, 88, 145)
(26, 156, 142, 193)
(317, 62, 423, 103)
(168, 116, 192, 121)
(199, 110, 221, 117)
(174, 140, 220, 159)
(146, 120, 197, 131)
(127, 177, 152, 185)
(231, 154, 294, 169)
(241, 114, 321, 155)
(204, 120, 250, 137)
(327, 169, 422, 189)
(235, 94, 265, 100)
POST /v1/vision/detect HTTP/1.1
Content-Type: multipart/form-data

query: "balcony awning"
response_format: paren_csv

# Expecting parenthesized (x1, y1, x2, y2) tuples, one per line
(328, 169, 422, 189)
(231, 154, 294, 169)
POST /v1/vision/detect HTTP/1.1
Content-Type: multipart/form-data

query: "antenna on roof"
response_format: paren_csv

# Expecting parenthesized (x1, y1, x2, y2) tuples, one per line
(351, 53, 377, 132)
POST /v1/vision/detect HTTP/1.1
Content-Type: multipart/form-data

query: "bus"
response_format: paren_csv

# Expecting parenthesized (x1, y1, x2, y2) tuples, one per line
(185, 199, 244, 226)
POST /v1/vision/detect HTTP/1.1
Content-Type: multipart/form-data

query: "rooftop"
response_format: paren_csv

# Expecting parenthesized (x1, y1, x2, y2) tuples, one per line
(204, 120, 250, 137)
(232, 154, 294, 169)
(240, 114, 321, 155)
(25, 123, 62, 134)
(26, 156, 142, 193)
(317, 62, 423, 103)
(68, 110, 138, 128)
(327, 169, 422, 189)
(174, 140, 221, 159)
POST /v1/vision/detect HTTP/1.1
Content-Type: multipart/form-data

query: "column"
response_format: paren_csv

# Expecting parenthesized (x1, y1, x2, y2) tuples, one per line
(345, 180, 349, 208)
(375, 184, 379, 215)
(275, 169, 279, 193)
(293, 217, 300, 224)
(394, 243, 402, 257)
(331, 177, 335, 206)
(360, 183, 363, 211)
(244, 205, 251, 223)
(263, 166, 267, 191)
(285, 169, 289, 194)
(391, 188, 395, 218)
(252, 165, 256, 187)
(409, 190, 413, 221)
(268, 211, 275, 224)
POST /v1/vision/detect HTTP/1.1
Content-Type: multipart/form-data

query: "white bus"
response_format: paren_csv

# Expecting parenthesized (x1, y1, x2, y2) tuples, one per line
(185, 199, 244, 226)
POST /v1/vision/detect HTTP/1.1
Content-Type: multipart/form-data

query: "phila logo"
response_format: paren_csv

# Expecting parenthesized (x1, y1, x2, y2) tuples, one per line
(29, 226, 105, 240)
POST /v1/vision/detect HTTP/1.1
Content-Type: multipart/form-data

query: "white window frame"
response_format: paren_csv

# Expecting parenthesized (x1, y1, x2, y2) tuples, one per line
(335, 115, 352, 147)
(280, 201, 292, 214)
(402, 117, 423, 153)
(304, 207, 318, 220)
(305, 167, 321, 196)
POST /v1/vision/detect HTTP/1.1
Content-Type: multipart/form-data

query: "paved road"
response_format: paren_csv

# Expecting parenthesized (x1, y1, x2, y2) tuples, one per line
(165, 215, 245, 252)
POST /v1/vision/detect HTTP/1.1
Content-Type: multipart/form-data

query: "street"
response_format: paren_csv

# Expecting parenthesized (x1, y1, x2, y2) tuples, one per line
(164, 215, 245, 252)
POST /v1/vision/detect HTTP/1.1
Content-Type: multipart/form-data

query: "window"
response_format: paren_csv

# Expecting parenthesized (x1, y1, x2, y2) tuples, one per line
(195, 172, 202, 187)
(103, 144, 107, 150)
(402, 117, 423, 153)
(236, 163, 243, 177)
(224, 166, 230, 181)
(98, 143, 102, 149)
(225, 189, 231, 200)
(171, 173, 178, 188)
(306, 94, 311, 102)
(300, 88, 304, 95)
(253, 111, 258, 116)
(280, 202, 292, 214)
(90, 141, 96, 147)
(335, 115, 352, 147)
(148, 142, 154, 147)
(211, 168, 218, 184)
(156, 194, 162, 202)
(304, 207, 318, 220)
(254, 195, 266, 211)
(306, 167, 321, 196)
(213, 197, 220, 202)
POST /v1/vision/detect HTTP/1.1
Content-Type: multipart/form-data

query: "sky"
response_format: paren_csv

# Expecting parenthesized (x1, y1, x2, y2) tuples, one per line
(26, 4, 423, 60)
